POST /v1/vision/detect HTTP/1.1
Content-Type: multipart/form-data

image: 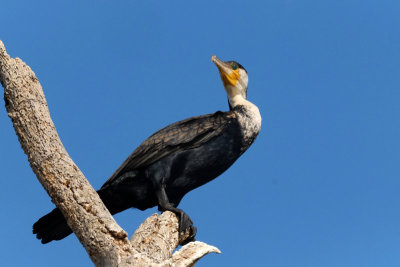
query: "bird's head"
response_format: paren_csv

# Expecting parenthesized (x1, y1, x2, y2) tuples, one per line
(211, 55, 248, 110)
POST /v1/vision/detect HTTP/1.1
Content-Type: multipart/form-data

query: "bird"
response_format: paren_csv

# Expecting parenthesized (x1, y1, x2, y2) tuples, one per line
(33, 55, 262, 244)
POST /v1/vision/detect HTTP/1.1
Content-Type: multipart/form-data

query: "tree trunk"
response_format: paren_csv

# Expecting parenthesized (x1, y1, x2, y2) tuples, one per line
(0, 40, 219, 266)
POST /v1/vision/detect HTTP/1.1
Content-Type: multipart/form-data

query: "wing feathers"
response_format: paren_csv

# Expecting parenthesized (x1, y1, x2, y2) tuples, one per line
(101, 111, 236, 188)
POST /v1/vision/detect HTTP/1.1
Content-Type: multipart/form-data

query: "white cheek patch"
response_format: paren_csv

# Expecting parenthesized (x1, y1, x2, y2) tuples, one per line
(238, 69, 248, 98)
(239, 69, 248, 83)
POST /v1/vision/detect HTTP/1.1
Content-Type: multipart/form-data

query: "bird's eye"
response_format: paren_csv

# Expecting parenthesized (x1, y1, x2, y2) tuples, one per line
(232, 64, 238, 70)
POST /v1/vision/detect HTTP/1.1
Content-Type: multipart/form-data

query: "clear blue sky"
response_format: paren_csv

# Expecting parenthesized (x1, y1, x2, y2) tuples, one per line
(1, 1, 400, 266)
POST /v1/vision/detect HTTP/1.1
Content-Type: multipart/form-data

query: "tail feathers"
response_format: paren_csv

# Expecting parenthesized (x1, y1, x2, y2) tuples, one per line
(33, 208, 72, 244)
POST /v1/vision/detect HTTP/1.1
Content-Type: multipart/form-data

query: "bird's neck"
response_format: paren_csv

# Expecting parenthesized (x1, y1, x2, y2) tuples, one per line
(228, 94, 251, 108)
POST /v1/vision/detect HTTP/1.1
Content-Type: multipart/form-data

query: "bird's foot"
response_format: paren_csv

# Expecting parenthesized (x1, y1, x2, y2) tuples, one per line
(159, 205, 197, 245)
(177, 210, 197, 245)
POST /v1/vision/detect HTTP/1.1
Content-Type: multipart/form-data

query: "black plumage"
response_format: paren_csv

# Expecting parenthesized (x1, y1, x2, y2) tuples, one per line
(33, 56, 261, 244)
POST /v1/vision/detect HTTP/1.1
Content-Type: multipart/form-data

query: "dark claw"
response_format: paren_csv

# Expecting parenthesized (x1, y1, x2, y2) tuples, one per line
(180, 225, 197, 246)
(177, 209, 193, 233)
(159, 206, 197, 245)
(177, 210, 196, 245)
(177, 209, 197, 246)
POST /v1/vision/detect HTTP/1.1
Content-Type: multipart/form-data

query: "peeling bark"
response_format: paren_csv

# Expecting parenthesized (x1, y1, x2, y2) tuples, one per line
(0, 40, 219, 266)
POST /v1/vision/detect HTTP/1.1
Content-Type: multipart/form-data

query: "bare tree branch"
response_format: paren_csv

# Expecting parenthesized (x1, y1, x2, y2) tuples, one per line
(0, 39, 132, 266)
(0, 40, 219, 266)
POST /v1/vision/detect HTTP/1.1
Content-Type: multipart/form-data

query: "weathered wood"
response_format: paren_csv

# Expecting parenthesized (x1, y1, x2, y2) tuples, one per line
(0, 40, 219, 266)
(0, 39, 132, 266)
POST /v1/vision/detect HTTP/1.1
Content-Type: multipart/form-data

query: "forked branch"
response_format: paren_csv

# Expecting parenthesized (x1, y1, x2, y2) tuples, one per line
(0, 40, 219, 266)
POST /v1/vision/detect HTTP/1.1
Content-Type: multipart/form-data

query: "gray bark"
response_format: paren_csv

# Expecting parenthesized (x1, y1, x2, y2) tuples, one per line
(0, 40, 220, 266)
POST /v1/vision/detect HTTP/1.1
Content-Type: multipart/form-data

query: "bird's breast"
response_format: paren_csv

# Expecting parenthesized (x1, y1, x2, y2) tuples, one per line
(234, 103, 262, 152)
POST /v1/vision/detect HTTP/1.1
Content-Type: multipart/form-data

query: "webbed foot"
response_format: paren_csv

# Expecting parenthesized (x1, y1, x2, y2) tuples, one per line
(176, 209, 197, 245)
(158, 205, 197, 245)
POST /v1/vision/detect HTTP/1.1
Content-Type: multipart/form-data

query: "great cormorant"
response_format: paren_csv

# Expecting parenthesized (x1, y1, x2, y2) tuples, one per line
(33, 55, 261, 244)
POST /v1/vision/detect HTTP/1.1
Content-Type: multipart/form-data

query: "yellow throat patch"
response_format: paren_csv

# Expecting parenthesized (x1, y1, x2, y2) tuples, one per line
(219, 69, 240, 86)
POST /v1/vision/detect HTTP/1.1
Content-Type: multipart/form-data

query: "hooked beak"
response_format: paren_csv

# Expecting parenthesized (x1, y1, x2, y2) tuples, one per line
(211, 55, 239, 86)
